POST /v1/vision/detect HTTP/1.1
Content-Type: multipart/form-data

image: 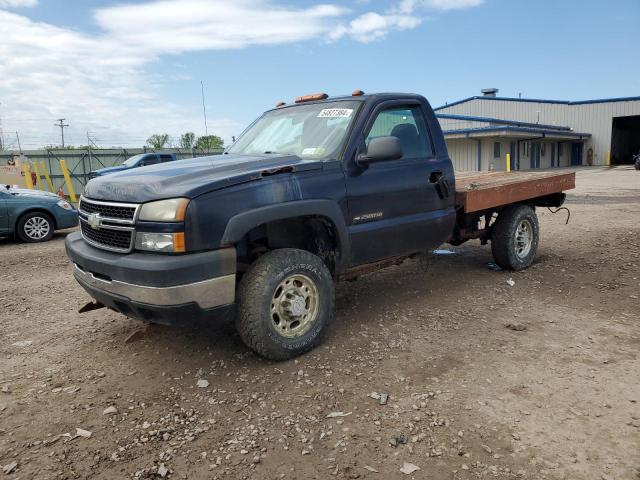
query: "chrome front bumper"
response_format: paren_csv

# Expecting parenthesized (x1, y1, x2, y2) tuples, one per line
(73, 264, 235, 309)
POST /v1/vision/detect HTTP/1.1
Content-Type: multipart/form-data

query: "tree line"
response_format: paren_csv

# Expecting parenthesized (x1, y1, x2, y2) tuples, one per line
(146, 132, 224, 150)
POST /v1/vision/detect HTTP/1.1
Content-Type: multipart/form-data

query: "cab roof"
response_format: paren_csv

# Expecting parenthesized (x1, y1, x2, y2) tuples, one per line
(270, 92, 427, 111)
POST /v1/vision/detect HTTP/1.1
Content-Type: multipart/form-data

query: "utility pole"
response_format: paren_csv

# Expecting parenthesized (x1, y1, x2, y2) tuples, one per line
(201, 81, 209, 137)
(87, 131, 93, 169)
(0, 102, 4, 151)
(15, 131, 22, 154)
(54, 118, 69, 147)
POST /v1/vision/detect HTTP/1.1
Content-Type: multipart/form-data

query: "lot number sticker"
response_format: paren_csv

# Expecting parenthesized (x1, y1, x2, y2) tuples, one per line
(317, 108, 353, 118)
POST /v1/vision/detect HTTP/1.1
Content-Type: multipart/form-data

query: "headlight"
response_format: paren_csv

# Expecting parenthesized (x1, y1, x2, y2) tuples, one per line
(135, 232, 185, 253)
(138, 198, 189, 222)
(57, 200, 73, 210)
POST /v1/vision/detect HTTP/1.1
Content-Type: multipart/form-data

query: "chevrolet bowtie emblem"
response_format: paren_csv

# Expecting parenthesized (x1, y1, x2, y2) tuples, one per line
(88, 213, 102, 230)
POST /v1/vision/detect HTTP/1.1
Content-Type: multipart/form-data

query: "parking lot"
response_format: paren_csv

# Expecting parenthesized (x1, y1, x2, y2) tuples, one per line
(1, 167, 638, 480)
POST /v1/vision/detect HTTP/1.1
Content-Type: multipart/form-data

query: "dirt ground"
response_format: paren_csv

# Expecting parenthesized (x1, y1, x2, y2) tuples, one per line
(1, 167, 639, 480)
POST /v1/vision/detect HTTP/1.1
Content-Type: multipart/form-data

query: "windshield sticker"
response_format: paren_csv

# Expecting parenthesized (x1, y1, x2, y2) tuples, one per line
(302, 147, 325, 156)
(317, 108, 353, 118)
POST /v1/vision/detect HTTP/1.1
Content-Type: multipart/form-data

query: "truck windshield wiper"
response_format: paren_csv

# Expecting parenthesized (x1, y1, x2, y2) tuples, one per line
(263, 151, 280, 154)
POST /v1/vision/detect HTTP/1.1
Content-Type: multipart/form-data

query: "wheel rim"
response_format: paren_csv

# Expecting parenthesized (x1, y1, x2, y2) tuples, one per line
(270, 274, 319, 339)
(24, 216, 50, 240)
(514, 219, 533, 259)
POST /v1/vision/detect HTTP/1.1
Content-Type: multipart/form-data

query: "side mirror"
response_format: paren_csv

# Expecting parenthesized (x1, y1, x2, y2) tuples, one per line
(357, 136, 403, 165)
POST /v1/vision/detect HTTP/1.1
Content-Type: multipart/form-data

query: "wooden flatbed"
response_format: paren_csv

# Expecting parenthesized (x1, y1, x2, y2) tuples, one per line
(455, 171, 576, 213)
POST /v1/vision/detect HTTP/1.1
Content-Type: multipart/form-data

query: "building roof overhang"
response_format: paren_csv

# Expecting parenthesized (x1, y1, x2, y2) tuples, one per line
(443, 126, 592, 141)
(434, 95, 640, 111)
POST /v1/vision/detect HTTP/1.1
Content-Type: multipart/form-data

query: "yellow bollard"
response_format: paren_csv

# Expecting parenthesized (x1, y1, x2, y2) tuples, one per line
(606, 150, 611, 167)
(22, 163, 34, 189)
(40, 161, 55, 192)
(32, 162, 43, 190)
(59, 159, 77, 203)
(506, 153, 511, 173)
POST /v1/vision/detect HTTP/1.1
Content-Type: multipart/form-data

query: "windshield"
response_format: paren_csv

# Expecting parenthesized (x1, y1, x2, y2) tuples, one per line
(122, 154, 145, 167)
(228, 101, 360, 160)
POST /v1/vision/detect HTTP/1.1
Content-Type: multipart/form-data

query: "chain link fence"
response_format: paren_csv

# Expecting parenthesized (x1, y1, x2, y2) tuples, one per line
(0, 147, 223, 194)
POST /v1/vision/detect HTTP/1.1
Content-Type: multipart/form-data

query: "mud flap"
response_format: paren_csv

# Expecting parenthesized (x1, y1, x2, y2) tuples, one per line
(78, 301, 105, 313)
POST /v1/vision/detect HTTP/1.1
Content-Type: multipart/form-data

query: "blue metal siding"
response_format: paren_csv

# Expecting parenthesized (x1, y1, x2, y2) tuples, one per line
(435, 95, 640, 111)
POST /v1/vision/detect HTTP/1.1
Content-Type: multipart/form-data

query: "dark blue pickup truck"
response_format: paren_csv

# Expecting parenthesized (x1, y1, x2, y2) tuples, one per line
(88, 152, 177, 178)
(65, 92, 574, 360)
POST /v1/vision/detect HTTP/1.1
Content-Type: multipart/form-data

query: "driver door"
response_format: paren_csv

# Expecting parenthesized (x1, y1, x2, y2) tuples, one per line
(345, 102, 453, 265)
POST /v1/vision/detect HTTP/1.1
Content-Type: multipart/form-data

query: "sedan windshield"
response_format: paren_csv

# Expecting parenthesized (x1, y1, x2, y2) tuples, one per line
(227, 101, 360, 160)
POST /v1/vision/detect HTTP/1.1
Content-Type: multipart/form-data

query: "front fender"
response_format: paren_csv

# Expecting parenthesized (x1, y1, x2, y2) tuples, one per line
(221, 199, 350, 271)
(11, 203, 57, 229)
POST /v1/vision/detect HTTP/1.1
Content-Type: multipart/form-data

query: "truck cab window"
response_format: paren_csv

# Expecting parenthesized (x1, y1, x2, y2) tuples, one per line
(366, 106, 433, 159)
(142, 156, 160, 166)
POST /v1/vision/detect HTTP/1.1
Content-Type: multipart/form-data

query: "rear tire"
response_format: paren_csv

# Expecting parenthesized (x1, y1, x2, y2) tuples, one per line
(17, 212, 54, 243)
(236, 248, 334, 360)
(491, 205, 539, 271)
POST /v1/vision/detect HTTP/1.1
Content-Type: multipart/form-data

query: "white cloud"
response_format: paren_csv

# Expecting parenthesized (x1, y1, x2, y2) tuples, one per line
(0, 0, 483, 149)
(331, 11, 422, 43)
(0, 1, 346, 148)
(397, 0, 483, 13)
(94, 0, 347, 53)
(0, 0, 37, 8)
(329, 0, 482, 44)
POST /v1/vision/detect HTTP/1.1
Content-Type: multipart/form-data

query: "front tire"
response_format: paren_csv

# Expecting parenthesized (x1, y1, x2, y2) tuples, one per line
(491, 205, 539, 271)
(17, 212, 54, 243)
(236, 248, 334, 360)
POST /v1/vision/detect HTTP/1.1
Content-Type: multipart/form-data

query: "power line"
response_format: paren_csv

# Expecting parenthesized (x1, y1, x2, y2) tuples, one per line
(54, 118, 69, 147)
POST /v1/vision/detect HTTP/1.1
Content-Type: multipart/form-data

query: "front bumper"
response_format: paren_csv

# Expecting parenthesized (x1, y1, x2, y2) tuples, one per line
(65, 232, 236, 323)
(55, 207, 79, 230)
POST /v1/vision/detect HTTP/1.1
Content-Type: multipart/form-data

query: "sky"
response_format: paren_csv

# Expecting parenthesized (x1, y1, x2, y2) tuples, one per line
(0, 0, 638, 149)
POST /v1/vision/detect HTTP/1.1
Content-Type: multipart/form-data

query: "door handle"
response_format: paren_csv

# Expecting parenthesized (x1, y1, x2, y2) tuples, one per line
(429, 171, 443, 183)
(429, 171, 450, 199)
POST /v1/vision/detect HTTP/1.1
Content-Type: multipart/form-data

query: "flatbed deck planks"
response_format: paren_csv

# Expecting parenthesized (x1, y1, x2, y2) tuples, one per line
(455, 170, 576, 214)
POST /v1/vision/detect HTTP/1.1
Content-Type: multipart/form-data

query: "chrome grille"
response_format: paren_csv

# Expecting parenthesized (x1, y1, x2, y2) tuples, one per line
(81, 222, 133, 251)
(79, 198, 136, 220)
(78, 197, 139, 253)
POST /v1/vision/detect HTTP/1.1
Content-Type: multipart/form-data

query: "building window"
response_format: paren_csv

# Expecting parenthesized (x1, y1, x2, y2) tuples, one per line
(493, 142, 501, 159)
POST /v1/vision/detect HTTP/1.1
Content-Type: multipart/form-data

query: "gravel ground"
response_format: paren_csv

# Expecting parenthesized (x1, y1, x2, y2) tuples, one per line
(1, 166, 639, 480)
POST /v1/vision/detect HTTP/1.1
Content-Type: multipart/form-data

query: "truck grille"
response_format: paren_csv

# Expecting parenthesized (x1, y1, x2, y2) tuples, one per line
(80, 221, 133, 251)
(79, 198, 137, 221)
(78, 197, 139, 253)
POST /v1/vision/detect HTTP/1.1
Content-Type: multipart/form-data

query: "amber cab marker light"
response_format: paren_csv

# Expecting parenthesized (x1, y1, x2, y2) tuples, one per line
(352, 89, 365, 96)
(295, 92, 329, 103)
(275, 101, 286, 108)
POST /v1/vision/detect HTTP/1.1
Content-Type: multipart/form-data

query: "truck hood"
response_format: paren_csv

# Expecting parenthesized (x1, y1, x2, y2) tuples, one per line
(83, 154, 324, 203)
(92, 165, 128, 176)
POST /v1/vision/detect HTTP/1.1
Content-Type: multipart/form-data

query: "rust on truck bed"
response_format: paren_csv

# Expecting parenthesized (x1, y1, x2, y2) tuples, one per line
(455, 171, 576, 213)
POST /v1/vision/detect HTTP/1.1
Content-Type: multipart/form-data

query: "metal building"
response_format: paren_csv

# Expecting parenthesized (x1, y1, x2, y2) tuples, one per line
(435, 89, 640, 171)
